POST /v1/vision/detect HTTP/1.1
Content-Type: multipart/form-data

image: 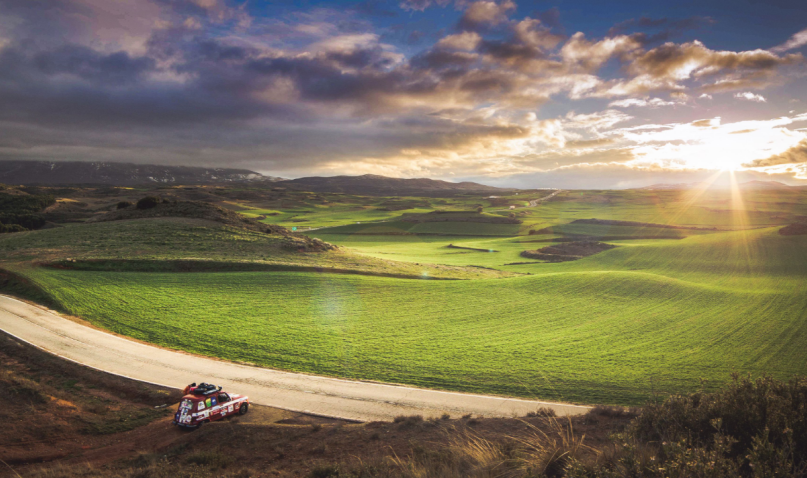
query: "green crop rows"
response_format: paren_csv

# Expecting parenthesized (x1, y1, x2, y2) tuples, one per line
(18, 225, 807, 405)
(4, 187, 807, 405)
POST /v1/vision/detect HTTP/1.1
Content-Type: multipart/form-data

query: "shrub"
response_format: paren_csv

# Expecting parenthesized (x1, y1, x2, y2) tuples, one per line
(394, 415, 424, 428)
(116, 201, 132, 209)
(136, 196, 160, 210)
(527, 407, 557, 418)
(631, 374, 807, 468)
(586, 405, 639, 419)
(5, 371, 48, 405)
(476, 206, 484, 213)
(0, 192, 53, 230)
(568, 374, 807, 477)
(307, 464, 341, 478)
(0, 223, 28, 233)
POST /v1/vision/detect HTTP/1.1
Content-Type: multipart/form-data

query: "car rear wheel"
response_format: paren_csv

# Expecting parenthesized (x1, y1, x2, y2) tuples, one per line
(239, 403, 249, 415)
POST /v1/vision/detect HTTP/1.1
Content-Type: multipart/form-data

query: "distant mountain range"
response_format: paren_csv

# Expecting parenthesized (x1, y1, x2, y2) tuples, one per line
(0, 160, 282, 186)
(0, 161, 518, 196)
(275, 174, 516, 196)
(640, 180, 805, 190)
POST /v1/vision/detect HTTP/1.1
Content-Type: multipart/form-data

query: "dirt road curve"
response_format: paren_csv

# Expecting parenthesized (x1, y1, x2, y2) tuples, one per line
(0, 295, 589, 421)
(526, 189, 562, 207)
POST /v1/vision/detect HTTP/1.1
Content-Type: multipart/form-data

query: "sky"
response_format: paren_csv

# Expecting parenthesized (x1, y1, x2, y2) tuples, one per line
(0, 0, 806, 188)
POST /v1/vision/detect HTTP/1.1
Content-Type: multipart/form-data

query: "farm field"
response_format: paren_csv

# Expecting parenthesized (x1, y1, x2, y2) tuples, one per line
(288, 187, 807, 236)
(10, 225, 807, 405)
(2, 184, 807, 406)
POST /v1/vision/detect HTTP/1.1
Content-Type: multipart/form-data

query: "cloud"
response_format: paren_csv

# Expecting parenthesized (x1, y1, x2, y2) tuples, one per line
(560, 32, 641, 72)
(691, 118, 718, 127)
(630, 41, 800, 80)
(564, 109, 633, 131)
(512, 18, 563, 50)
(617, 114, 807, 171)
(436, 32, 482, 50)
(483, 162, 807, 189)
(0, 0, 805, 186)
(399, 0, 452, 11)
(399, 0, 433, 11)
(611, 41, 804, 96)
(457, 0, 516, 32)
(771, 28, 807, 53)
(564, 138, 617, 149)
(744, 139, 807, 167)
(534, 7, 562, 32)
(734, 91, 766, 102)
(5, 44, 157, 85)
(609, 97, 677, 108)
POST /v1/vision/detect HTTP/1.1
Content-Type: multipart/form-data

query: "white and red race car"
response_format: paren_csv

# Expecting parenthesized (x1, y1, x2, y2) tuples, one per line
(173, 383, 249, 429)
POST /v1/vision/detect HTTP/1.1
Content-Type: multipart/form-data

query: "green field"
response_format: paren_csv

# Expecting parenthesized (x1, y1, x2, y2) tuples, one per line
(3, 186, 807, 406)
(8, 225, 806, 405)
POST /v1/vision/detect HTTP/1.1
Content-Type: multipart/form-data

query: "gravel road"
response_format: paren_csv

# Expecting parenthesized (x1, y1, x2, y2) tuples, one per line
(0, 294, 589, 421)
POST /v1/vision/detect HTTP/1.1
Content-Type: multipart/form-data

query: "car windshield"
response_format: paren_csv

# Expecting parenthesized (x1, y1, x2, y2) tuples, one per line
(179, 399, 193, 410)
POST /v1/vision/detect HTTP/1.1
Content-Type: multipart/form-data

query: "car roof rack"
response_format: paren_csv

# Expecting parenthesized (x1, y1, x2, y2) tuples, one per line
(190, 383, 223, 396)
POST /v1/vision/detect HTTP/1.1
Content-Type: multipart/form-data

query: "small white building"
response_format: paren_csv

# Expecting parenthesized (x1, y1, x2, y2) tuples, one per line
(509, 205, 516, 210)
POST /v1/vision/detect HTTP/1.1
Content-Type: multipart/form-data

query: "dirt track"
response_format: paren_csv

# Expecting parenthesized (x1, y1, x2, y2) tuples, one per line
(0, 294, 589, 421)
(521, 189, 562, 208)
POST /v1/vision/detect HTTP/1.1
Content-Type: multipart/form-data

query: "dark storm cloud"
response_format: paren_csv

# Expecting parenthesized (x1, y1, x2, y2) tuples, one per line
(0, 41, 297, 128)
(29, 45, 156, 85)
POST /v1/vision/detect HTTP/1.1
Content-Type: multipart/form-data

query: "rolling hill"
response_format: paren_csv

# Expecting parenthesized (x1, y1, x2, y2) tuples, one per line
(0, 160, 282, 186)
(275, 174, 518, 197)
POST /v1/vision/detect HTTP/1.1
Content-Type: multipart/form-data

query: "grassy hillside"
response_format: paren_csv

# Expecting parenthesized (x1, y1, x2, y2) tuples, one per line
(13, 227, 807, 405)
(2, 184, 806, 407)
(0, 218, 513, 280)
(279, 187, 807, 237)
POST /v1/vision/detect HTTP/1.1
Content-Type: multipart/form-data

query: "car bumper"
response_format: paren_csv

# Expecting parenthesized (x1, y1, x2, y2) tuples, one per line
(172, 420, 198, 428)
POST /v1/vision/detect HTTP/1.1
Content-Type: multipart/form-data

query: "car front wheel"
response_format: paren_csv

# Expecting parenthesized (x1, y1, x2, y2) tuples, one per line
(239, 403, 249, 415)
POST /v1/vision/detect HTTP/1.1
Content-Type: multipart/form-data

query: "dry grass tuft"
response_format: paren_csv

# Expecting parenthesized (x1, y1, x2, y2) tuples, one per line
(387, 417, 588, 478)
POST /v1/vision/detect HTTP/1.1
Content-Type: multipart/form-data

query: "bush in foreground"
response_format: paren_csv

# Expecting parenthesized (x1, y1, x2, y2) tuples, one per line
(368, 374, 807, 478)
(568, 374, 807, 477)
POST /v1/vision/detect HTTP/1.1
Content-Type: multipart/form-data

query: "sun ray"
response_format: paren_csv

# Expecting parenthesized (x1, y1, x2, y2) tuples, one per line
(728, 170, 754, 271)
(660, 169, 726, 227)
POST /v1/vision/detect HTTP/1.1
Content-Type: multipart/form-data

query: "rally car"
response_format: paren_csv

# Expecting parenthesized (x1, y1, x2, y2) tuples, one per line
(173, 382, 249, 429)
